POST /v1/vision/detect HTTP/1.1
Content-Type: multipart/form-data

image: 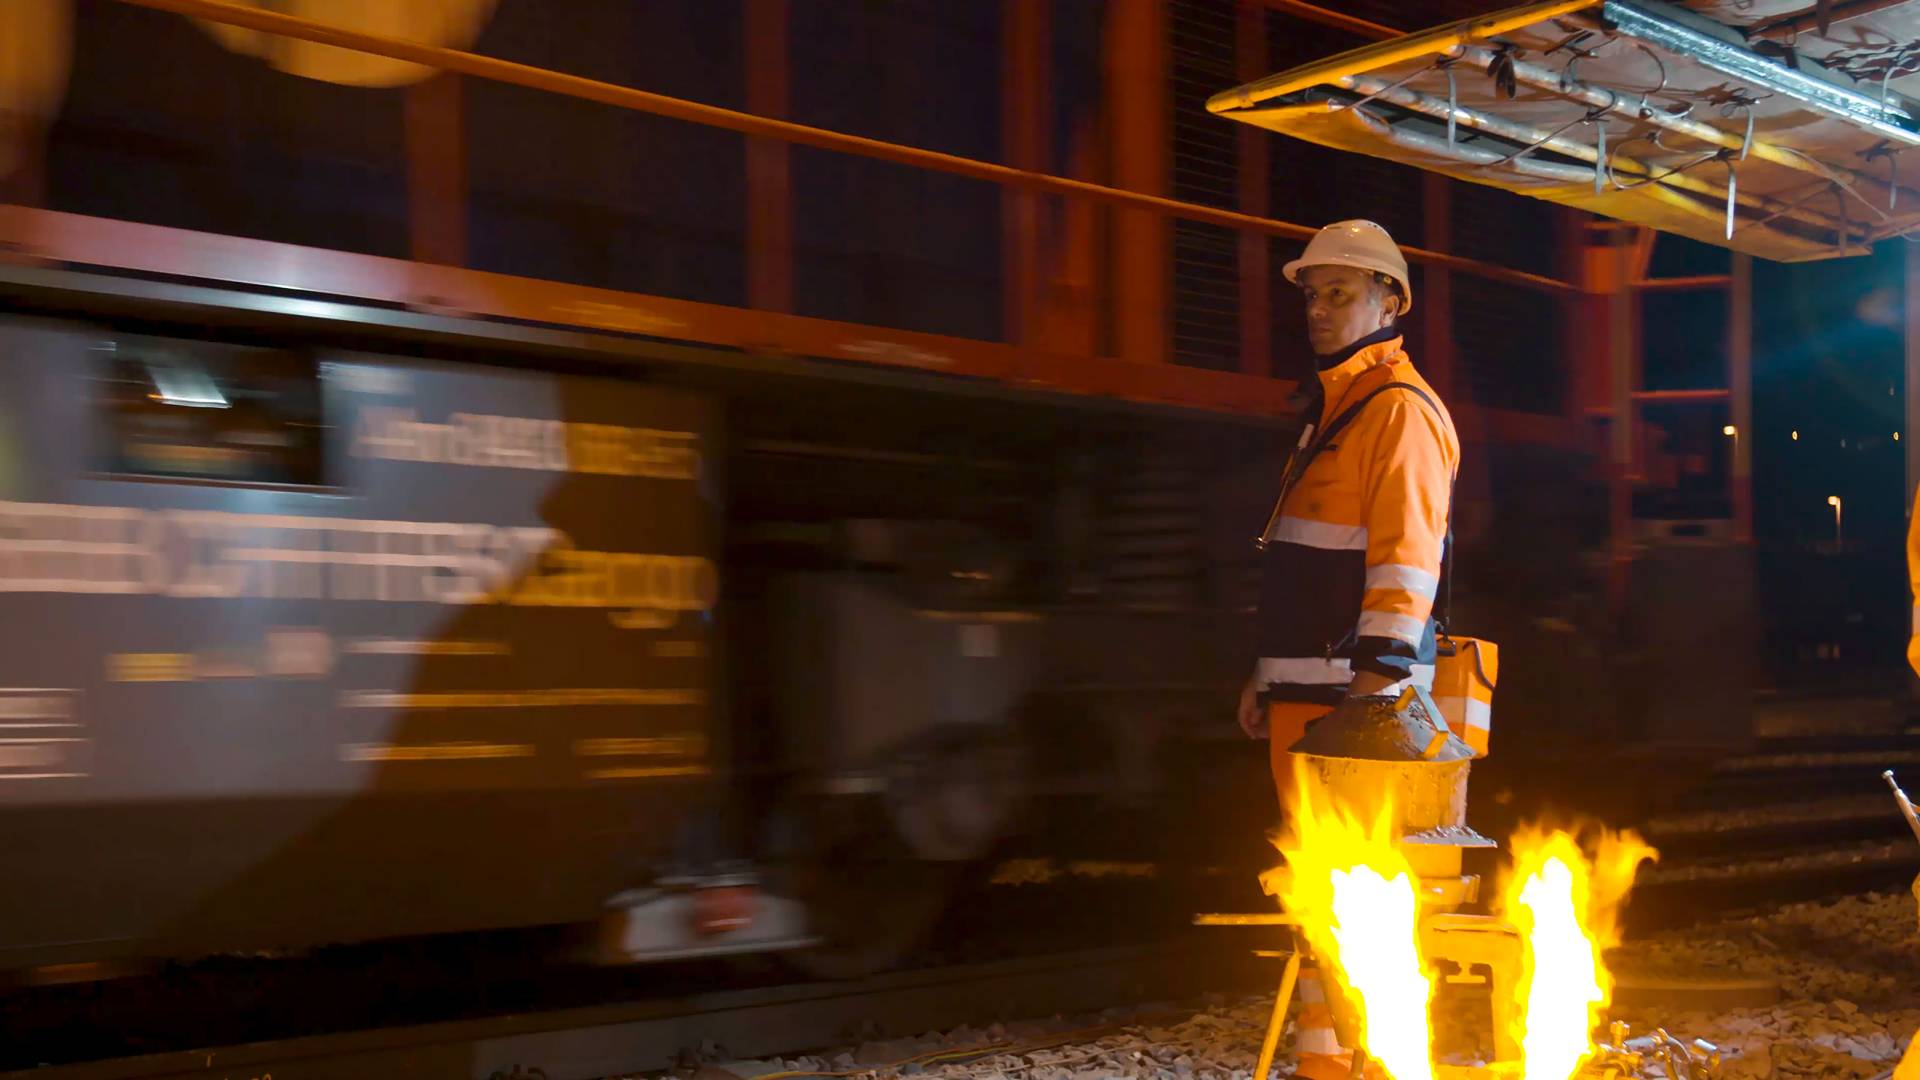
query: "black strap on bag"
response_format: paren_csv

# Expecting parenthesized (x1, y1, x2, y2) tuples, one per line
(1254, 380, 1458, 632)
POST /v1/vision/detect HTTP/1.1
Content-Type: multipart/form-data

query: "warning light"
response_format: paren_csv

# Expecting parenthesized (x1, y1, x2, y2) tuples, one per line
(1722, 425, 1737, 436)
(1791, 430, 1800, 441)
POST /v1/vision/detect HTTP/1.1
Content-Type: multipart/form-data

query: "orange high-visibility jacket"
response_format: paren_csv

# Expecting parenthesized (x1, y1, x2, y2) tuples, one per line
(1255, 334, 1459, 704)
(1908, 488, 1920, 678)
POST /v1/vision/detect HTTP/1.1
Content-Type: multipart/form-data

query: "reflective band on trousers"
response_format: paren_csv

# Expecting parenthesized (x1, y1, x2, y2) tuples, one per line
(1365, 562, 1439, 599)
(1269, 516, 1368, 551)
(1257, 656, 1433, 689)
(1356, 610, 1427, 644)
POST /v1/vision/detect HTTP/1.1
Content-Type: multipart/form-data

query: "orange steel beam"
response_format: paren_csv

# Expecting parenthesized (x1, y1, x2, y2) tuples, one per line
(1109, 0, 1171, 363)
(1630, 388, 1731, 403)
(403, 74, 466, 267)
(745, 0, 792, 313)
(1003, 0, 1048, 346)
(1236, 0, 1272, 377)
(0, 203, 1300, 416)
(1263, 0, 1398, 40)
(0, 203, 1582, 449)
(109, 0, 1574, 296)
(1632, 274, 1733, 291)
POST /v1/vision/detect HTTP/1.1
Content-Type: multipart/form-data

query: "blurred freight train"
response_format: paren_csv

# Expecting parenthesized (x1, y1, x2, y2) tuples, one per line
(0, 299, 1284, 977)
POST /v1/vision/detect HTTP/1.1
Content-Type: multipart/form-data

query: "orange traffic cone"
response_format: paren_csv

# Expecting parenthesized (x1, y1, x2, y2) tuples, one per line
(1291, 966, 1355, 1080)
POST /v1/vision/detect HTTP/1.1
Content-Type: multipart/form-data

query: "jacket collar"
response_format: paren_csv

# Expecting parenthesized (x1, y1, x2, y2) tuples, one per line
(1316, 334, 1407, 416)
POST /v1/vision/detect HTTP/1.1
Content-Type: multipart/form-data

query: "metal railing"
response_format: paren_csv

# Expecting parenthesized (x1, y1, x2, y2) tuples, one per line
(0, 0, 1594, 431)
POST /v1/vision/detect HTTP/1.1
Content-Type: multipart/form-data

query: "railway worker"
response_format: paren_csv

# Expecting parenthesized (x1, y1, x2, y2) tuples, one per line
(1233, 220, 1458, 1080)
(1236, 219, 1460, 802)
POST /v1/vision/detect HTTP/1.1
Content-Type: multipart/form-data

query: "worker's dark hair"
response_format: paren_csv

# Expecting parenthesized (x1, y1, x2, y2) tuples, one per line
(1371, 271, 1406, 307)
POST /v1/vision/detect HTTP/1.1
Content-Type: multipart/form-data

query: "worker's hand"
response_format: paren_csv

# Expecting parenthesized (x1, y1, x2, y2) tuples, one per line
(1237, 677, 1266, 739)
(1346, 670, 1397, 698)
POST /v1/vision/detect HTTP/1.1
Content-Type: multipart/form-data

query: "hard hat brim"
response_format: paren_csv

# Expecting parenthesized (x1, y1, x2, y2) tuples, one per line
(1282, 256, 1414, 316)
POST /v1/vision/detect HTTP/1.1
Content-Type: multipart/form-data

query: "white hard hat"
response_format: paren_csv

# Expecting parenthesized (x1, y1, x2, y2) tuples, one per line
(1283, 219, 1412, 316)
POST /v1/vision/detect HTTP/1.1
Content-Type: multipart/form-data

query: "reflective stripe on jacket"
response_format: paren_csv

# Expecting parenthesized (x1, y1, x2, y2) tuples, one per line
(1256, 335, 1459, 705)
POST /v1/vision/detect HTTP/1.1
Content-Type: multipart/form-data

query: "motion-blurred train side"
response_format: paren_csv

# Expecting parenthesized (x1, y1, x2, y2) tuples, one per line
(0, 292, 1277, 975)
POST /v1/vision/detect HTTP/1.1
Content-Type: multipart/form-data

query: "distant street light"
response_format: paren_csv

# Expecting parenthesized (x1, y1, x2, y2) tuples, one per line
(1829, 495, 1843, 548)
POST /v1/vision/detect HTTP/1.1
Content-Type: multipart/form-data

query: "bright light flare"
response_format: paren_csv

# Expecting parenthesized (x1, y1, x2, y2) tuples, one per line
(1501, 828, 1658, 1080)
(1269, 761, 1434, 1080)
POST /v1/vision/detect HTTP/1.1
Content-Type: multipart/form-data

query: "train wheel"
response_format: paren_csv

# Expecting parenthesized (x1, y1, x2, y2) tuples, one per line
(780, 796, 964, 980)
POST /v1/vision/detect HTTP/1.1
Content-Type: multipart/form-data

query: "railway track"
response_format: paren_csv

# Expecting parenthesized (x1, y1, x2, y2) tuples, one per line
(0, 940, 1269, 1080)
(1624, 698, 1920, 929)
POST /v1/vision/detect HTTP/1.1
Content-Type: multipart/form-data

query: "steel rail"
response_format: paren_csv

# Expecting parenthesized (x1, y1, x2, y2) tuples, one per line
(108, 0, 1576, 296)
(0, 943, 1266, 1080)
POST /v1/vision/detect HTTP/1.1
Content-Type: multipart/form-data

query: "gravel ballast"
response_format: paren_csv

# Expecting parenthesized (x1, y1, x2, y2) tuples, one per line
(656, 890, 1920, 1080)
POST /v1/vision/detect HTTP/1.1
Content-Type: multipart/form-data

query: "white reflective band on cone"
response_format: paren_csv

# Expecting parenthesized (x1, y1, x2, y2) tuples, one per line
(1912, 603, 1919, 633)
(1294, 969, 1346, 1055)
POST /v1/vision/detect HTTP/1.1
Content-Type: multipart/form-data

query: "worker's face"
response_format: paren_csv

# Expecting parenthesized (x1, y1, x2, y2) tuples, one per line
(1299, 265, 1398, 356)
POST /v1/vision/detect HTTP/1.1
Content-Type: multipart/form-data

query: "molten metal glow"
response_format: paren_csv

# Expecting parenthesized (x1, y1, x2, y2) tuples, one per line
(1269, 762, 1434, 1080)
(1501, 828, 1658, 1080)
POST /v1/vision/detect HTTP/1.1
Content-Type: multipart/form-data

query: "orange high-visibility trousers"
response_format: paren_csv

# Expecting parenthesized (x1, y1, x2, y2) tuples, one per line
(1268, 701, 1331, 810)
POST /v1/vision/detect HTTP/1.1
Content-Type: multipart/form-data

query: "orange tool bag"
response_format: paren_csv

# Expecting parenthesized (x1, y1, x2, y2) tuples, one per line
(1432, 634, 1497, 757)
(1429, 462, 1496, 758)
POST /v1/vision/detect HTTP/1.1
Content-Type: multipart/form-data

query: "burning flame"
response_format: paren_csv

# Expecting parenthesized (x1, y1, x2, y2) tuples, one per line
(1500, 827, 1658, 1080)
(1268, 762, 1434, 1080)
(1268, 760, 1656, 1080)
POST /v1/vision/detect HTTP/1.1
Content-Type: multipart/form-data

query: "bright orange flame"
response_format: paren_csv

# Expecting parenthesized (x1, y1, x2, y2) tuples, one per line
(1500, 827, 1658, 1080)
(1271, 752, 1656, 1079)
(1268, 761, 1435, 1080)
